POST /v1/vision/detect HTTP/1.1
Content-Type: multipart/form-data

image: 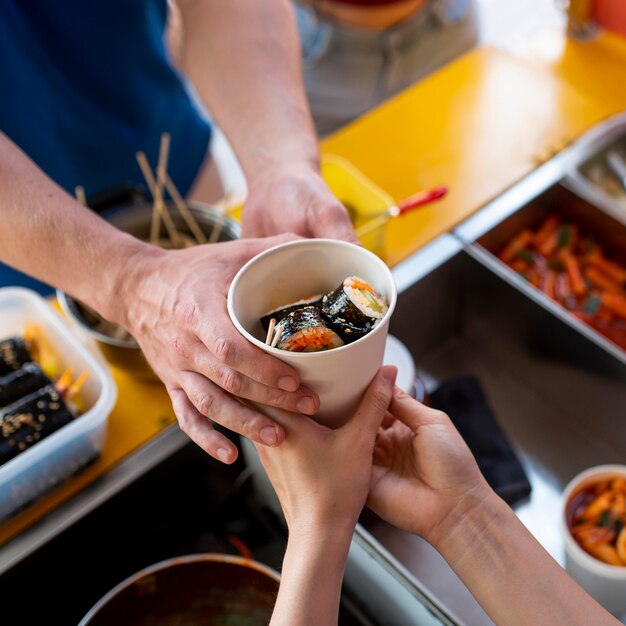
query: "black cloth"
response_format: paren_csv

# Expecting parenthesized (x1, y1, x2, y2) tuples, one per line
(429, 376, 532, 507)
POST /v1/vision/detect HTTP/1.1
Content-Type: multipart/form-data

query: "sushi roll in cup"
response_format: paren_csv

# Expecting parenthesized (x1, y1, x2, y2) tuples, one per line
(227, 239, 397, 427)
(272, 307, 344, 352)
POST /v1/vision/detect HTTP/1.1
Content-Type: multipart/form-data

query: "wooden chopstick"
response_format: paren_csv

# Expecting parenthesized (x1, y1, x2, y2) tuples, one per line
(265, 318, 277, 345)
(164, 174, 207, 245)
(136, 149, 183, 248)
(148, 133, 175, 245)
(270, 323, 282, 348)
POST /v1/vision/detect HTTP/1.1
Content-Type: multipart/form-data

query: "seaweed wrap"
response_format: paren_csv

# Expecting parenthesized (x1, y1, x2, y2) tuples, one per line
(0, 385, 74, 466)
(274, 306, 343, 352)
(325, 317, 372, 345)
(0, 362, 51, 408)
(0, 336, 32, 376)
(321, 276, 388, 340)
(260, 294, 323, 332)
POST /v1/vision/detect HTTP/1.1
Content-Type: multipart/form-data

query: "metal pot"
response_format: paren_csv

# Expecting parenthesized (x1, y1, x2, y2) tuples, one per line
(79, 553, 280, 626)
(58, 201, 241, 381)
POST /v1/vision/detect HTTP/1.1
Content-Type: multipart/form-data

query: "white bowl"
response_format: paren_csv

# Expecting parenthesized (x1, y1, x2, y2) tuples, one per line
(561, 464, 626, 617)
(227, 238, 397, 427)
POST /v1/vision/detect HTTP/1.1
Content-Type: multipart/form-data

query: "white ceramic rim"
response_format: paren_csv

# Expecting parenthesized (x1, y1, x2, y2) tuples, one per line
(78, 553, 281, 626)
(227, 238, 397, 358)
(560, 464, 626, 578)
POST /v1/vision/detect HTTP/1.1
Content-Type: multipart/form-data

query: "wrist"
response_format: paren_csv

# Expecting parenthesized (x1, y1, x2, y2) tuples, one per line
(245, 148, 320, 189)
(429, 487, 509, 565)
(92, 235, 165, 327)
(287, 510, 357, 546)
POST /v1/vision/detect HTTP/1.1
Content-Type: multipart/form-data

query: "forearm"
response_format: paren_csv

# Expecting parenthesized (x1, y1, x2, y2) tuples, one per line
(432, 493, 619, 626)
(0, 133, 150, 318)
(271, 521, 354, 626)
(177, 0, 319, 182)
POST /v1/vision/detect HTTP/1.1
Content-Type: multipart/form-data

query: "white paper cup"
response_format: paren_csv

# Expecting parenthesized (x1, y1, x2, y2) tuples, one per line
(227, 238, 397, 427)
(560, 464, 626, 618)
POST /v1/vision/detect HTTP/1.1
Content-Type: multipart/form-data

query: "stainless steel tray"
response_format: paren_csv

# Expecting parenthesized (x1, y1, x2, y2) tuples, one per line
(562, 111, 626, 228)
(456, 159, 626, 367)
(358, 232, 626, 625)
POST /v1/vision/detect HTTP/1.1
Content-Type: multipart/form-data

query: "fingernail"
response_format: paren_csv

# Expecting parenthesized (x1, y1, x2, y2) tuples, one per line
(297, 396, 317, 415)
(382, 366, 397, 383)
(217, 447, 231, 463)
(278, 376, 298, 392)
(260, 426, 278, 446)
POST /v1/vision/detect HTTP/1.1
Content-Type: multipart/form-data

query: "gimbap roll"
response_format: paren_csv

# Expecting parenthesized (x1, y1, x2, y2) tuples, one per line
(0, 385, 74, 465)
(274, 306, 344, 352)
(0, 336, 32, 376)
(322, 276, 388, 330)
(0, 362, 51, 408)
(260, 294, 323, 332)
(326, 317, 372, 345)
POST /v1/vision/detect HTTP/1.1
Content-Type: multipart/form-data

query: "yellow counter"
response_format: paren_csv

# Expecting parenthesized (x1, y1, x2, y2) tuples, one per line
(2, 37, 626, 547)
(321, 45, 617, 267)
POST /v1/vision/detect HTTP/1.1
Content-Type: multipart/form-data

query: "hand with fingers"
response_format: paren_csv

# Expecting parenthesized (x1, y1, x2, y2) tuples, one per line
(368, 387, 487, 542)
(107, 233, 320, 464)
(242, 164, 358, 242)
(367, 389, 620, 626)
(255, 366, 397, 626)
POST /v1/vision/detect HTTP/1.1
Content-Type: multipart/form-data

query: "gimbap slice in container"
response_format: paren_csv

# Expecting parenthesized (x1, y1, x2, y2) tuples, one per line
(274, 306, 344, 352)
(0, 362, 51, 408)
(322, 276, 388, 329)
(0, 384, 75, 465)
(260, 294, 323, 332)
(0, 336, 33, 376)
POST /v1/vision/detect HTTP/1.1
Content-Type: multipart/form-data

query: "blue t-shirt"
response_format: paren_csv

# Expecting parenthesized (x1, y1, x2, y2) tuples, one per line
(0, 0, 213, 292)
(0, 0, 212, 200)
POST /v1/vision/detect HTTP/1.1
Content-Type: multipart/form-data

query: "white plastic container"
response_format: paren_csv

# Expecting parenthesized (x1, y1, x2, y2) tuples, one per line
(0, 287, 117, 521)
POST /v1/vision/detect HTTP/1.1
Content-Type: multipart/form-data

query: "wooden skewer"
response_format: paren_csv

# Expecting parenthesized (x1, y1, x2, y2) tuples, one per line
(270, 323, 282, 348)
(148, 133, 174, 245)
(136, 150, 183, 248)
(75, 186, 87, 206)
(265, 318, 277, 345)
(164, 174, 207, 244)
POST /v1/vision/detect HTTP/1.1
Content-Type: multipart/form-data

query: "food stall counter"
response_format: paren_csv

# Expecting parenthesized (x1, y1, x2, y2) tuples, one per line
(1, 41, 624, 580)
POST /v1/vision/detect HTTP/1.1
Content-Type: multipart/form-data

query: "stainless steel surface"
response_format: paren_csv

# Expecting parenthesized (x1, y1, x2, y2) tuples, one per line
(361, 249, 626, 625)
(0, 423, 188, 576)
(391, 234, 463, 294)
(562, 111, 626, 227)
(347, 527, 456, 626)
(606, 150, 626, 191)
